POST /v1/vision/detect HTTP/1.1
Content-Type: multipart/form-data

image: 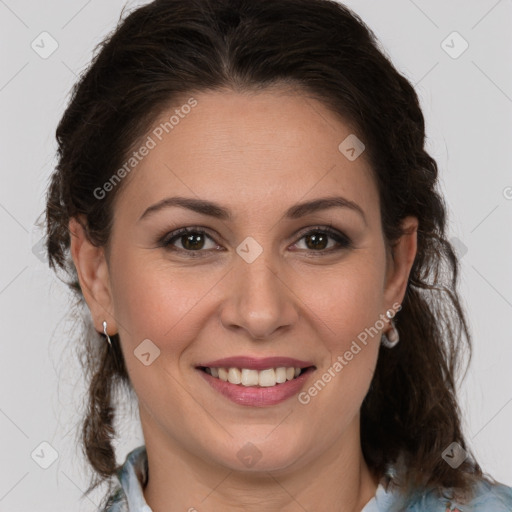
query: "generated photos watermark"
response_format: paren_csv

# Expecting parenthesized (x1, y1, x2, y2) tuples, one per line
(93, 97, 198, 200)
(298, 301, 402, 405)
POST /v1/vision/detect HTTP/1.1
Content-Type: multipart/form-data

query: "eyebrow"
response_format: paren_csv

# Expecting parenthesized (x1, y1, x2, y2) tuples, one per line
(138, 195, 367, 225)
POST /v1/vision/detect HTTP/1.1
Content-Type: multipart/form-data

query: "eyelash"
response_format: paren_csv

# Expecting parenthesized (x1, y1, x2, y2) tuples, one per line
(158, 225, 352, 257)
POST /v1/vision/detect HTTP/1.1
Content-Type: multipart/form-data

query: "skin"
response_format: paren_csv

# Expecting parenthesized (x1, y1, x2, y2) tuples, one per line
(69, 87, 418, 511)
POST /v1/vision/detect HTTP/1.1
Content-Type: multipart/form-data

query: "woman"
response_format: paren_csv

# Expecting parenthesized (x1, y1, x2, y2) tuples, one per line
(45, 0, 512, 510)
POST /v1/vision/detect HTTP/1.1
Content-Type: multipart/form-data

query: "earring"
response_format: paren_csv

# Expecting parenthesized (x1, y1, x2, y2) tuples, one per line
(103, 320, 112, 348)
(381, 309, 399, 348)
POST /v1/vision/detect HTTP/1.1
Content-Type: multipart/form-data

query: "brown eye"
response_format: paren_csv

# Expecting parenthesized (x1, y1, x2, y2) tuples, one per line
(179, 232, 206, 251)
(161, 228, 218, 254)
(294, 227, 352, 253)
(304, 232, 329, 250)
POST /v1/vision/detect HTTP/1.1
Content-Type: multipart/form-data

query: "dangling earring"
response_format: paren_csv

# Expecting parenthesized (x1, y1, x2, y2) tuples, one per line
(103, 320, 112, 348)
(381, 309, 399, 348)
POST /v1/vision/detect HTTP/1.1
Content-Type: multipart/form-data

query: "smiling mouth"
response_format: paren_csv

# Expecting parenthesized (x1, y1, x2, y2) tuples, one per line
(197, 366, 315, 387)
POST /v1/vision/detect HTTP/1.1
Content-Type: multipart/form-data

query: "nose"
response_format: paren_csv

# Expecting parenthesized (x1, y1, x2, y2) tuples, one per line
(219, 252, 299, 340)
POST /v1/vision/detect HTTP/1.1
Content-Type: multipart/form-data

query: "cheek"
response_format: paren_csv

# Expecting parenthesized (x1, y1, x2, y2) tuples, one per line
(295, 251, 385, 412)
(298, 252, 386, 346)
(296, 264, 383, 436)
(110, 250, 205, 340)
(108, 253, 200, 403)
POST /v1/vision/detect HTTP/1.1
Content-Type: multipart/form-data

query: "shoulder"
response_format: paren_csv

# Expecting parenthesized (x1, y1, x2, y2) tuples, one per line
(98, 445, 148, 512)
(100, 486, 128, 512)
(461, 478, 512, 511)
(405, 478, 512, 511)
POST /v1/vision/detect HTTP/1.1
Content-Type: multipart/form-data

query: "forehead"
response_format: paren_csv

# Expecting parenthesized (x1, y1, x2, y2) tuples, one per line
(114, 88, 379, 223)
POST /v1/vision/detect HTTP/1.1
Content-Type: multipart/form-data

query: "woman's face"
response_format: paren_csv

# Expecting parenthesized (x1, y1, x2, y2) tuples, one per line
(73, 88, 417, 473)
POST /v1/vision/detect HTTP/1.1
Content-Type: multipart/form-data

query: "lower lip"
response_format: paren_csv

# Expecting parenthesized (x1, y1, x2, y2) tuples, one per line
(197, 368, 315, 407)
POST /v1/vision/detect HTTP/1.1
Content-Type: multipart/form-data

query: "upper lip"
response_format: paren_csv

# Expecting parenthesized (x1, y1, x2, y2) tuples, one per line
(197, 356, 315, 371)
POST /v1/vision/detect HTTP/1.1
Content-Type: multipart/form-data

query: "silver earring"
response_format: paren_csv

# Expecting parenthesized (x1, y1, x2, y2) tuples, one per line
(381, 309, 399, 348)
(103, 320, 112, 348)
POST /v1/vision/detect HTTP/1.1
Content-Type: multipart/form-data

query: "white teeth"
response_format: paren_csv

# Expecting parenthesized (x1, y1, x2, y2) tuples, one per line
(241, 369, 259, 386)
(228, 367, 242, 384)
(259, 368, 276, 387)
(275, 367, 287, 383)
(204, 366, 305, 387)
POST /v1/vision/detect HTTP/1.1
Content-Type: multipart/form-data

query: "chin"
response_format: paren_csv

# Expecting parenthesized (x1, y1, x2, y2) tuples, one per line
(207, 434, 309, 474)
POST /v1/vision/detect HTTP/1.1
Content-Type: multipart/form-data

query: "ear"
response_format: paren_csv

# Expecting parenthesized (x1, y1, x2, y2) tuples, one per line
(382, 215, 418, 310)
(68, 216, 117, 335)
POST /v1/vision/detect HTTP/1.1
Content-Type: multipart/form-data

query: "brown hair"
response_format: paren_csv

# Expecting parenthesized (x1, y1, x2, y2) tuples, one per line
(45, 0, 495, 505)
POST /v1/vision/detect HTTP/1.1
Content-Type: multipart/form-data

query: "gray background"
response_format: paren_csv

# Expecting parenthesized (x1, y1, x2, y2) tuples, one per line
(0, 0, 511, 510)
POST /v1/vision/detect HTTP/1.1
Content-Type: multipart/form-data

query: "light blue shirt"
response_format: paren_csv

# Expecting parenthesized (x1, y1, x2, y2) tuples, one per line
(103, 445, 512, 511)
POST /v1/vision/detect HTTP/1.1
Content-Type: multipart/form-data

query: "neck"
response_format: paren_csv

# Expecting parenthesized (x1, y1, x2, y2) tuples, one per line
(142, 413, 380, 512)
